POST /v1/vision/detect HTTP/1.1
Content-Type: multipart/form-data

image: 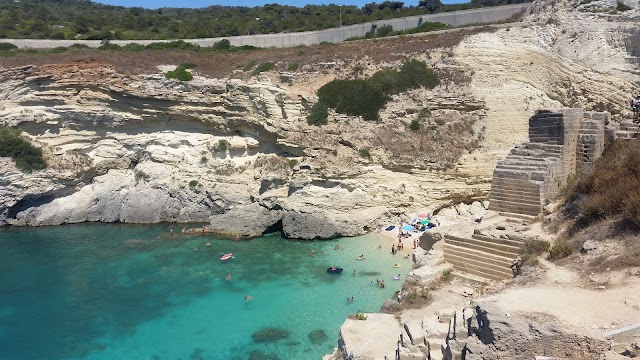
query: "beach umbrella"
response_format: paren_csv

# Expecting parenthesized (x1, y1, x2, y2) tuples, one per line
(418, 213, 429, 218)
(402, 225, 414, 231)
(420, 219, 430, 225)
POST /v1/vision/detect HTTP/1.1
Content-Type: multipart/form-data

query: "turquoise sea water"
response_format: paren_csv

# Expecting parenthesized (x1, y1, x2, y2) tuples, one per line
(0, 224, 412, 360)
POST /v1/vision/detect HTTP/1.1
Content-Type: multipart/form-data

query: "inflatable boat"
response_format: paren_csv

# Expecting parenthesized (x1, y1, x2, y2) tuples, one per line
(220, 253, 234, 261)
(327, 267, 343, 274)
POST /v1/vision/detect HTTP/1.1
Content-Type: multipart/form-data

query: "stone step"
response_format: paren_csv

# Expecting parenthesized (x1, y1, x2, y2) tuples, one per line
(490, 184, 541, 197)
(614, 130, 640, 140)
(488, 199, 542, 216)
(443, 253, 513, 281)
(489, 195, 542, 210)
(494, 164, 549, 173)
(489, 186, 541, 199)
(443, 243, 514, 268)
(445, 235, 522, 258)
(491, 176, 541, 188)
(496, 211, 537, 223)
(471, 233, 525, 247)
(489, 191, 541, 204)
(451, 270, 490, 285)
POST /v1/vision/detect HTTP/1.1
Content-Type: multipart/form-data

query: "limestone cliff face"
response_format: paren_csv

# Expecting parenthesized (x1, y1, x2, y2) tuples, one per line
(0, 62, 485, 238)
(0, 1, 637, 239)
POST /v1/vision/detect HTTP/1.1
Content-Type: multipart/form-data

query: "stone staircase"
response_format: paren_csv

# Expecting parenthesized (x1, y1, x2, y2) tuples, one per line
(443, 233, 524, 281)
(612, 121, 640, 140)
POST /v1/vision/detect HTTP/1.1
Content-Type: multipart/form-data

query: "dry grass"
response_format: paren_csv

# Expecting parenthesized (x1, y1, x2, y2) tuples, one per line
(371, 114, 482, 170)
(0, 27, 497, 78)
(570, 140, 640, 229)
(559, 217, 640, 272)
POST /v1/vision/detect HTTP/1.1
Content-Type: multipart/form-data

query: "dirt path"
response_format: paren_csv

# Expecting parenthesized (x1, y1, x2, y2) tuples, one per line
(479, 262, 640, 338)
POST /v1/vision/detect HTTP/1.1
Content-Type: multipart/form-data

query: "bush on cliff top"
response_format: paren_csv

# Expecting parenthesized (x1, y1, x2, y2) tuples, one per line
(0, 126, 46, 172)
(307, 59, 438, 124)
(165, 65, 193, 81)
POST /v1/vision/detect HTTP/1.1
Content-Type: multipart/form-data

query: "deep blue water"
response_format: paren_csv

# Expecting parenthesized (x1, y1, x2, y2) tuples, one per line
(0, 224, 412, 360)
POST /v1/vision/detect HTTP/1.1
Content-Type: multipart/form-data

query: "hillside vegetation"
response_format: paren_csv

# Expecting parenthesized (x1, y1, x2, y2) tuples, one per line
(0, 126, 46, 172)
(0, 0, 531, 40)
(309, 59, 439, 123)
(569, 140, 640, 228)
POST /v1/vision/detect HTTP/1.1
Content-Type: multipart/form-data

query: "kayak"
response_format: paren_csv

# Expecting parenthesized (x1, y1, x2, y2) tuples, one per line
(220, 253, 233, 261)
(327, 267, 343, 274)
(393, 264, 401, 268)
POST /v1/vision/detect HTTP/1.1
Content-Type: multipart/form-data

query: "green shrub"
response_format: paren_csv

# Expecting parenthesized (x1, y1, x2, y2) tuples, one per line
(49, 46, 68, 54)
(358, 148, 371, 160)
(0, 126, 46, 172)
(0, 42, 17, 50)
(307, 102, 329, 126)
(616, 1, 632, 11)
(165, 65, 193, 81)
(253, 61, 275, 75)
(212, 39, 231, 50)
(409, 119, 421, 131)
(317, 79, 385, 121)
(441, 269, 452, 281)
(398, 59, 439, 90)
(121, 43, 145, 51)
(188, 180, 199, 188)
(521, 240, 551, 264)
(279, 75, 292, 84)
(376, 24, 394, 37)
(434, 118, 446, 126)
(369, 68, 402, 95)
(69, 43, 90, 49)
(50, 32, 66, 40)
(288, 159, 299, 168)
(200, 156, 208, 164)
(146, 40, 199, 51)
(310, 59, 438, 124)
(548, 242, 573, 260)
(287, 63, 299, 71)
(97, 42, 121, 51)
(403, 21, 448, 35)
(417, 108, 431, 120)
(243, 60, 257, 72)
(216, 139, 229, 153)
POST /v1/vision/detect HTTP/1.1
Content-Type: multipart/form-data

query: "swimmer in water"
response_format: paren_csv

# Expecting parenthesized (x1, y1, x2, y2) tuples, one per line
(226, 273, 232, 281)
(244, 296, 253, 301)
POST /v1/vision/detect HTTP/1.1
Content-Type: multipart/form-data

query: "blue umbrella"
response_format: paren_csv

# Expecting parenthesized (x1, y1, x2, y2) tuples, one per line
(402, 225, 414, 231)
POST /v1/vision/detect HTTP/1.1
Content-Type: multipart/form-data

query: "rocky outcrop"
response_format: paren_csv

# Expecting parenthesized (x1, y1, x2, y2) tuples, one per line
(463, 302, 611, 359)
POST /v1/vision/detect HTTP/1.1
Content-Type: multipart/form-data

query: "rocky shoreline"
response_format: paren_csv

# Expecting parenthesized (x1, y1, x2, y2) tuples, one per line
(323, 204, 640, 360)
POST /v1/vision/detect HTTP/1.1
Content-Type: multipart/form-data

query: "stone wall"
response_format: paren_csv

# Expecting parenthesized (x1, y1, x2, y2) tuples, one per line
(0, 4, 528, 49)
(489, 108, 607, 219)
(577, 111, 608, 172)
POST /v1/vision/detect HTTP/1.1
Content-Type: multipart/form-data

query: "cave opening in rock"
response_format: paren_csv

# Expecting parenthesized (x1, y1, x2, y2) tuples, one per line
(264, 219, 283, 236)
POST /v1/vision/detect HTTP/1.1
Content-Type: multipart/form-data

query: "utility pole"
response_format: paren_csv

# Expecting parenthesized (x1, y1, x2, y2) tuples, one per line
(339, 5, 342, 27)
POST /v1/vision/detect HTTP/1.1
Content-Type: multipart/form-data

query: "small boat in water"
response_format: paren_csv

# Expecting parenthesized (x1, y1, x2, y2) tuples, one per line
(220, 253, 234, 261)
(327, 267, 343, 274)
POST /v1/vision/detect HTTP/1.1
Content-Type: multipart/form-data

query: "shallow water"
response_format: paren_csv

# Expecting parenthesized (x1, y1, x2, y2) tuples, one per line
(0, 224, 413, 360)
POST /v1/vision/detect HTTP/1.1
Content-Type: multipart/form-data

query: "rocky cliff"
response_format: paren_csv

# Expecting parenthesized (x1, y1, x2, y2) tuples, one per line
(0, 0, 637, 239)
